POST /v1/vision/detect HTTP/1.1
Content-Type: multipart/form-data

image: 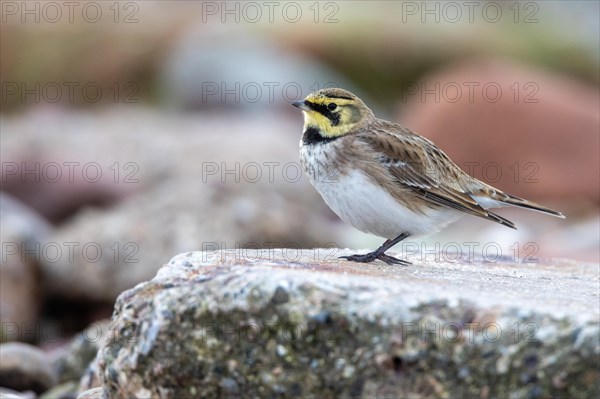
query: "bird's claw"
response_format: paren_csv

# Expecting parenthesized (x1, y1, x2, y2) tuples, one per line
(339, 252, 411, 266)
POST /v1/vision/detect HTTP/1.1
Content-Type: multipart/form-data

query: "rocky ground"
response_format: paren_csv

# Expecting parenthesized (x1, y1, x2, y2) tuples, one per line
(32, 250, 600, 398)
(3, 249, 598, 398)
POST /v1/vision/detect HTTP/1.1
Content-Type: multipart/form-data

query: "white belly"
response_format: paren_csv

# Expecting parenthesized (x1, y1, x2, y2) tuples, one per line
(301, 143, 459, 238)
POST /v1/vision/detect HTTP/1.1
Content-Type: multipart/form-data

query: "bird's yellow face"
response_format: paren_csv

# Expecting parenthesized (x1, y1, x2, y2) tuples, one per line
(292, 88, 373, 138)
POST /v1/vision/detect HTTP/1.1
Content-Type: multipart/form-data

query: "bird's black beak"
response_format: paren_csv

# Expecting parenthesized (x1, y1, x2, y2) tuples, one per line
(292, 100, 310, 111)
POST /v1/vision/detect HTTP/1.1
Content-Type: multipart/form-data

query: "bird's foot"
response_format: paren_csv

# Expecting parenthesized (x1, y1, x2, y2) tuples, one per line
(340, 251, 411, 266)
(378, 253, 411, 266)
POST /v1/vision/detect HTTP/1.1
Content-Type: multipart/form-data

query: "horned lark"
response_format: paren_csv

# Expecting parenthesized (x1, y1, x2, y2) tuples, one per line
(293, 88, 564, 265)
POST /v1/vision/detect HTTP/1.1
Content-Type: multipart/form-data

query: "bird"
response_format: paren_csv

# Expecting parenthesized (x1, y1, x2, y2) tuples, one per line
(293, 88, 564, 266)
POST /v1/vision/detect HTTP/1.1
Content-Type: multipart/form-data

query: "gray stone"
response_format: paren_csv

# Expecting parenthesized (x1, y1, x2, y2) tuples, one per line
(0, 342, 57, 394)
(95, 250, 599, 398)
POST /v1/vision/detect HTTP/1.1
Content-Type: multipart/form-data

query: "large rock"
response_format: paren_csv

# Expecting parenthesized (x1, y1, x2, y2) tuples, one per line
(94, 250, 599, 398)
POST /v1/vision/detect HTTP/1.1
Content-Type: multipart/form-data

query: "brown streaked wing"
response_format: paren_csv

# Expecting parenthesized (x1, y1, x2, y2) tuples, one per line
(356, 121, 516, 228)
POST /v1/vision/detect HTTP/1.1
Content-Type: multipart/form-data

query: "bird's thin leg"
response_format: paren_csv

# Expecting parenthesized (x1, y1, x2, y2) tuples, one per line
(376, 232, 410, 254)
(340, 233, 411, 265)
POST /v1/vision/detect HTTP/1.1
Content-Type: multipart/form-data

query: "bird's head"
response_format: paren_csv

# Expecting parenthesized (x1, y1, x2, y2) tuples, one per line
(292, 88, 374, 138)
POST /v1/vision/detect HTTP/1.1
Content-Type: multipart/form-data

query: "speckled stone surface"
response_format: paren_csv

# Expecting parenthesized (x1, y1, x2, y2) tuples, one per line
(95, 250, 599, 398)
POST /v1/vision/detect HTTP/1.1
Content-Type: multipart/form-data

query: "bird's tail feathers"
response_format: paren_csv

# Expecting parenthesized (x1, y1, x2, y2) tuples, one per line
(475, 190, 565, 219)
(500, 193, 565, 218)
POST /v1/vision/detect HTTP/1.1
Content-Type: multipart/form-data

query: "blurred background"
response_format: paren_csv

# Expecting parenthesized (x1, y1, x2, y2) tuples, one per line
(1, 0, 598, 356)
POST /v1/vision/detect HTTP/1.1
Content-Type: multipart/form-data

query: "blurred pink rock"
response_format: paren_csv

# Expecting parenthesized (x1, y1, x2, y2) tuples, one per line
(397, 59, 600, 209)
(1, 107, 143, 224)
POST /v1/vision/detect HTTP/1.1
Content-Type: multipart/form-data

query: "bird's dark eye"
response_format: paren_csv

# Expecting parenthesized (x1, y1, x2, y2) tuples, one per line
(327, 103, 337, 111)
